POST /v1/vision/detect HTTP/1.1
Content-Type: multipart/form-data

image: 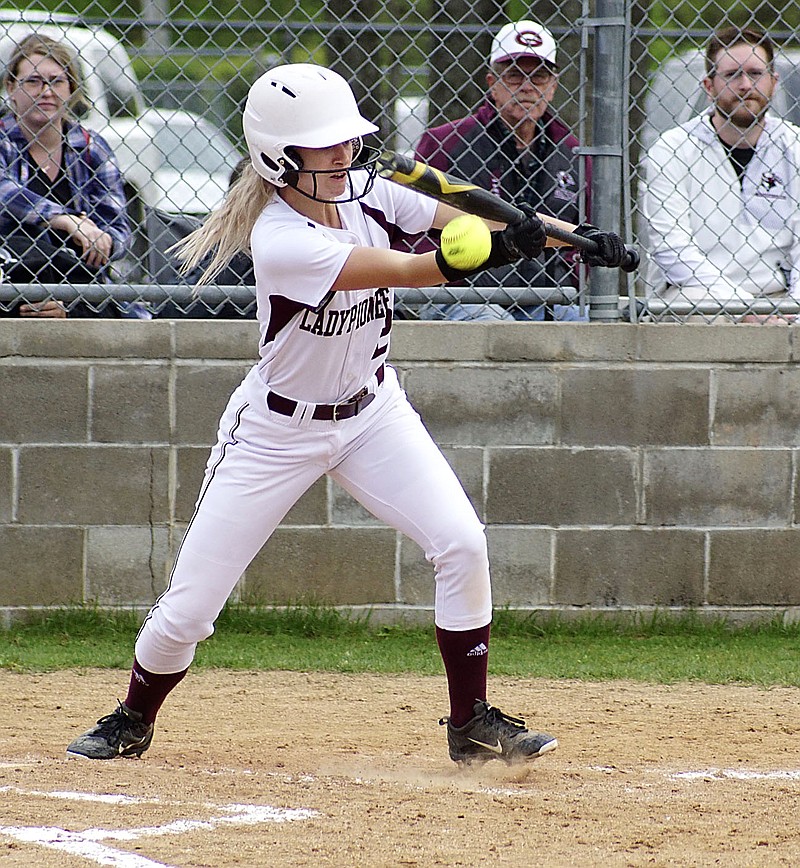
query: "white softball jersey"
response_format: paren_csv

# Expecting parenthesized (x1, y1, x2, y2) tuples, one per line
(251, 174, 437, 403)
(641, 112, 800, 300)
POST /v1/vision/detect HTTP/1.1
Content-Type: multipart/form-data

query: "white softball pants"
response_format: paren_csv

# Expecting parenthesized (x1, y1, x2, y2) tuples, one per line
(135, 365, 492, 674)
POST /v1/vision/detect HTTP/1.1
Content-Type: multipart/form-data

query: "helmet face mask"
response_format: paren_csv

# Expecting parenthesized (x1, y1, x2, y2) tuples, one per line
(243, 64, 380, 202)
(286, 142, 381, 204)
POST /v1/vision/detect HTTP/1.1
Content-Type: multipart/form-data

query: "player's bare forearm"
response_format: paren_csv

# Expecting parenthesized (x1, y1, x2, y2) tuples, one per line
(332, 247, 446, 291)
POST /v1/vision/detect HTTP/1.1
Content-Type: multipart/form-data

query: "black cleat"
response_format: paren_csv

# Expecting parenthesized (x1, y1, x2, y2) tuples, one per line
(66, 701, 154, 760)
(441, 700, 557, 766)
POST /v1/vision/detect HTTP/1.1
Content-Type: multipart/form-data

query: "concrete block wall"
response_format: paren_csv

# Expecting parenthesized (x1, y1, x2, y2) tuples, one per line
(2, 319, 800, 624)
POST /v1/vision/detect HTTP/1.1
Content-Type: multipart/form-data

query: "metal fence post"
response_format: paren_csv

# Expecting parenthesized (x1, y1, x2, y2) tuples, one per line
(587, 0, 628, 322)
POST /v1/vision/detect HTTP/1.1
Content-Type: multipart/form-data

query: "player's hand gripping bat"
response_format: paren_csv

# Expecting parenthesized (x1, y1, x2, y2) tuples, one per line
(377, 151, 640, 273)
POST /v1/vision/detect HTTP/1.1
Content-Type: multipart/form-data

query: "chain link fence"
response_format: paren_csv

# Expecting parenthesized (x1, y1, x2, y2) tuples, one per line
(0, 2, 798, 321)
(632, 8, 800, 323)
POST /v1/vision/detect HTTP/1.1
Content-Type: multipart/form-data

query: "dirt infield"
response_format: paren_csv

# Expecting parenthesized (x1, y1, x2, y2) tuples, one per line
(1, 670, 799, 867)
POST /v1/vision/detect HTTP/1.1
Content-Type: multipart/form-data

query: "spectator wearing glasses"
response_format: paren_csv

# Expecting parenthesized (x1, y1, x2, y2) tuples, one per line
(413, 19, 595, 321)
(0, 34, 131, 318)
(641, 26, 800, 318)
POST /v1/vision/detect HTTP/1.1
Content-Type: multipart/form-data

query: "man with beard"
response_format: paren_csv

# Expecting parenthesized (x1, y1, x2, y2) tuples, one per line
(641, 26, 800, 315)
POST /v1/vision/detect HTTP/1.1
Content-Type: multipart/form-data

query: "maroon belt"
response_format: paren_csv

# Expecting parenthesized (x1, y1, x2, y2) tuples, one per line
(267, 364, 385, 422)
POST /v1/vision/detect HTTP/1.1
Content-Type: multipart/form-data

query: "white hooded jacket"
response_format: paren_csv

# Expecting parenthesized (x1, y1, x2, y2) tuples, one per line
(641, 112, 800, 300)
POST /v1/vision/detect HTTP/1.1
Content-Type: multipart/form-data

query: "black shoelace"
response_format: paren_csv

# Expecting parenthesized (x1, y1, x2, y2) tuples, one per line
(484, 704, 528, 734)
(92, 702, 137, 744)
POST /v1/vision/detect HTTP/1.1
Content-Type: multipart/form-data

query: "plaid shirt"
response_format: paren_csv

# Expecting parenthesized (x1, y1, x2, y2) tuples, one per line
(0, 115, 131, 261)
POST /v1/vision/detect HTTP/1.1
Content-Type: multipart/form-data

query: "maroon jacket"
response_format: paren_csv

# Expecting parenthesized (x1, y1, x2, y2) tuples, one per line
(414, 103, 590, 288)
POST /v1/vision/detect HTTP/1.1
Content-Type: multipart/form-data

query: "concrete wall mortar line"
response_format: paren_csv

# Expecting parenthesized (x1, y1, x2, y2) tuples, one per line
(481, 447, 490, 524)
(87, 365, 94, 443)
(10, 447, 18, 523)
(81, 526, 89, 602)
(634, 447, 645, 526)
(167, 447, 177, 534)
(708, 367, 717, 446)
(393, 529, 403, 603)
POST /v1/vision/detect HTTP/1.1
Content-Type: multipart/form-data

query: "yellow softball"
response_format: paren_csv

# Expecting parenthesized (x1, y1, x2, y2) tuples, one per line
(440, 214, 492, 270)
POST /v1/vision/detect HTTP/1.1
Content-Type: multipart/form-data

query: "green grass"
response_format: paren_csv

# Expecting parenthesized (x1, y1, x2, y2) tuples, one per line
(1, 605, 799, 687)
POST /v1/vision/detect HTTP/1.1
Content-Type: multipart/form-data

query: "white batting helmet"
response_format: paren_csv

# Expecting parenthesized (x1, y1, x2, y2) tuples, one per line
(243, 63, 379, 189)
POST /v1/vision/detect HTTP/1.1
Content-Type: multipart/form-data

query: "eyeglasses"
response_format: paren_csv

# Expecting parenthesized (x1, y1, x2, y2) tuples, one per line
(713, 67, 772, 84)
(15, 74, 71, 93)
(500, 68, 555, 87)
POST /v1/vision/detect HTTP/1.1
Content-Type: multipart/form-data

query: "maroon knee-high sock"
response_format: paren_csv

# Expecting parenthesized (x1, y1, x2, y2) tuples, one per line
(435, 623, 491, 728)
(124, 657, 188, 725)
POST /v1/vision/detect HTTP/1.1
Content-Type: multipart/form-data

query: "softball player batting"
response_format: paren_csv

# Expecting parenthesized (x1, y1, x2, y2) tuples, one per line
(66, 63, 622, 766)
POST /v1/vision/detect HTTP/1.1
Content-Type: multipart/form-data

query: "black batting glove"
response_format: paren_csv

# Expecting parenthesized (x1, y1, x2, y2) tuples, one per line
(498, 203, 547, 261)
(574, 223, 626, 268)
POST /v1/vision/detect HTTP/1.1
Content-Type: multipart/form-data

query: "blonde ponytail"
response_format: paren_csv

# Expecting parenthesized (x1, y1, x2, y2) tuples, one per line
(171, 162, 275, 285)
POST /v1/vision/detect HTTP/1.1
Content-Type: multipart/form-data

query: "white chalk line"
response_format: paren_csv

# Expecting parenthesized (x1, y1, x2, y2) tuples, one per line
(1, 786, 146, 805)
(0, 786, 318, 868)
(669, 768, 800, 782)
(5, 767, 796, 867)
(479, 766, 800, 796)
(0, 829, 170, 868)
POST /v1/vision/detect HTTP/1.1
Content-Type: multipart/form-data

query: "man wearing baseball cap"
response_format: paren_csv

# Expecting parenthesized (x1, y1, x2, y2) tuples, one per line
(491, 19, 558, 66)
(415, 19, 595, 321)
